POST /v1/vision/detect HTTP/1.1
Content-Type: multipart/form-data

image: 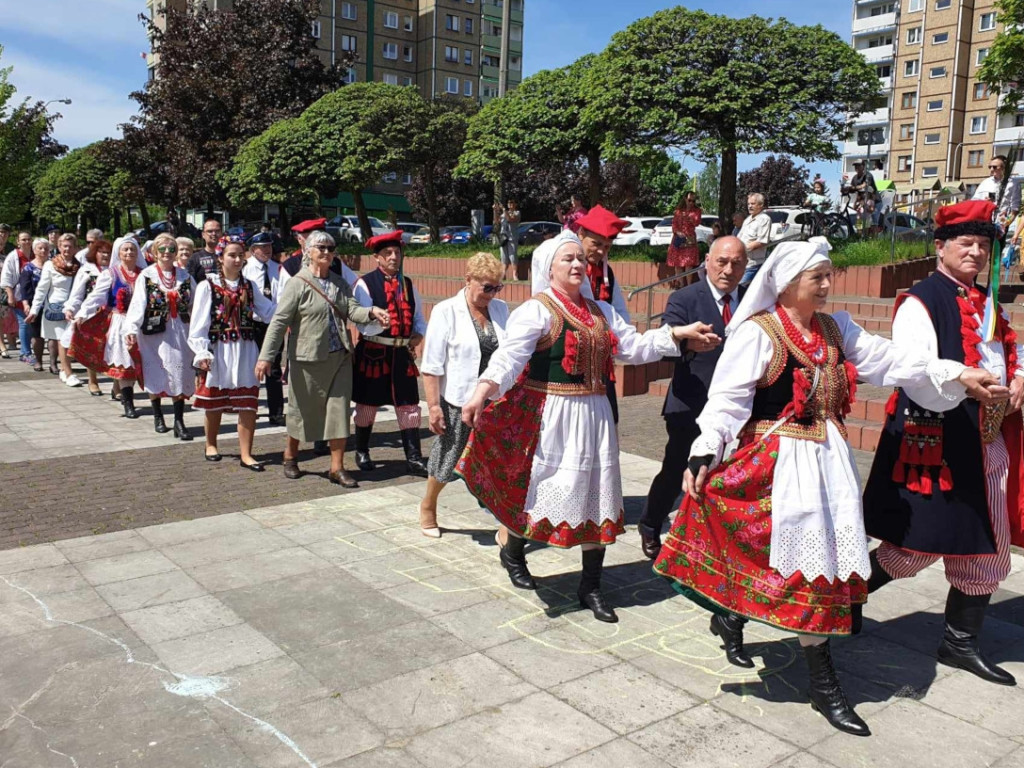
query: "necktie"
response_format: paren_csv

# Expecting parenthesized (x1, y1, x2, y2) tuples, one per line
(721, 293, 732, 324)
(262, 266, 272, 299)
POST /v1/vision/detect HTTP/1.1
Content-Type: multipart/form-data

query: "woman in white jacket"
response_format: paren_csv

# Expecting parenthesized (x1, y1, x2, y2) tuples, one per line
(27, 234, 79, 381)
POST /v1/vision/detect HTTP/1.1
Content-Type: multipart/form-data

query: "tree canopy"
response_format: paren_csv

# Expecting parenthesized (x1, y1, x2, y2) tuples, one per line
(34, 144, 116, 229)
(978, 0, 1024, 113)
(587, 9, 881, 222)
(736, 155, 811, 210)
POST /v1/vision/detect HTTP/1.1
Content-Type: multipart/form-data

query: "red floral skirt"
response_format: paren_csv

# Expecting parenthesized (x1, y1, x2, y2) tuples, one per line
(69, 309, 110, 373)
(653, 435, 865, 635)
(193, 372, 259, 413)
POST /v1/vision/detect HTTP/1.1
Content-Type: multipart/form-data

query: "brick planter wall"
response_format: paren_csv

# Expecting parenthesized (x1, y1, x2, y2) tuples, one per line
(830, 257, 934, 299)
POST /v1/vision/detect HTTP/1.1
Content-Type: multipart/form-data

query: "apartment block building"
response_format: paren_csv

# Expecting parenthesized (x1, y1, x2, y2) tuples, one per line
(845, 0, 1017, 202)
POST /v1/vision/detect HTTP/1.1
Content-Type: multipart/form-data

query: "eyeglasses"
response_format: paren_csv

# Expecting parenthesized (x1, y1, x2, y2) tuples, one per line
(480, 283, 504, 294)
(156, 246, 176, 254)
(312, 245, 337, 253)
(989, 165, 1003, 170)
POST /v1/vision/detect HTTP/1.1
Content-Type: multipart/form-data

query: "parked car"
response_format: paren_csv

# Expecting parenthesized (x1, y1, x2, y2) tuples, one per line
(649, 216, 713, 247)
(132, 220, 202, 242)
(409, 226, 433, 245)
(450, 225, 493, 244)
(395, 221, 426, 244)
(325, 215, 392, 243)
(440, 226, 471, 243)
(517, 221, 562, 246)
(409, 225, 468, 245)
(880, 212, 933, 241)
(613, 217, 663, 247)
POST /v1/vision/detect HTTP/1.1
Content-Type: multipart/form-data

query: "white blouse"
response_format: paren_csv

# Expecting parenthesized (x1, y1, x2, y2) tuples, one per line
(123, 264, 195, 337)
(29, 262, 75, 317)
(242, 257, 287, 322)
(63, 263, 102, 316)
(480, 289, 680, 398)
(421, 290, 509, 407)
(188, 275, 276, 366)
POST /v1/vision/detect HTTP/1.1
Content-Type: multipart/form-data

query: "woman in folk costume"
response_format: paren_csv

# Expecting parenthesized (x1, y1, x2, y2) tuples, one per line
(653, 238, 986, 737)
(75, 237, 145, 419)
(125, 233, 196, 440)
(863, 199, 1024, 688)
(458, 230, 715, 623)
(62, 238, 111, 394)
(189, 235, 275, 471)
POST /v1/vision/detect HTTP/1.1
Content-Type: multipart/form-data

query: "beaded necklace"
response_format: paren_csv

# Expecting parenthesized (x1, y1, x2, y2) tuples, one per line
(156, 264, 177, 291)
(551, 287, 596, 328)
(776, 304, 826, 364)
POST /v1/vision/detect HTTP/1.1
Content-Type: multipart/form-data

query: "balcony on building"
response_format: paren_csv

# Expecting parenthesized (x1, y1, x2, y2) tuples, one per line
(482, 0, 524, 25)
(852, 11, 897, 35)
(843, 139, 890, 157)
(851, 104, 890, 125)
(858, 43, 894, 64)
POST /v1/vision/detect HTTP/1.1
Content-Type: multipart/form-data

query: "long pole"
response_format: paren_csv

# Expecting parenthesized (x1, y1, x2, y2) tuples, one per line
(494, 1, 513, 214)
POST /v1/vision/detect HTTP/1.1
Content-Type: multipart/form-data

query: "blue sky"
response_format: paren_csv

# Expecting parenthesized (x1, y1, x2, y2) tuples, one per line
(4, 0, 853, 194)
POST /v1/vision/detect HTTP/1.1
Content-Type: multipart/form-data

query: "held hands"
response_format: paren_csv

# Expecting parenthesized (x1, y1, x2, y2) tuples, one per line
(125, 334, 137, 349)
(64, 309, 74, 322)
(959, 368, 1010, 404)
(254, 360, 270, 381)
(371, 307, 389, 326)
(682, 466, 709, 501)
(428, 404, 446, 435)
(25, 313, 36, 324)
(671, 322, 717, 346)
(686, 332, 723, 354)
(461, 381, 498, 428)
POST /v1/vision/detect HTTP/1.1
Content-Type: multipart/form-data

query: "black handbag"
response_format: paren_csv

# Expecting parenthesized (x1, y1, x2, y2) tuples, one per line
(43, 302, 64, 322)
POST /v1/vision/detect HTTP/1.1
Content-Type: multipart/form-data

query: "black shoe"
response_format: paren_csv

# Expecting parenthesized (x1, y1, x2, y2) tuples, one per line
(803, 640, 871, 736)
(498, 532, 536, 590)
(172, 400, 192, 440)
(313, 440, 330, 457)
(710, 613, 754, 668)
(937, 588, 1016, 686)
(121, 387, 139, 419)
(577, 548, 618, 623)
(205, 452, 222, 462)
(637, 521, 662, 560)
(239, 460, 265, 472)
(400, 428, 428, 477)
(355, 426, 375, 471)
(283, 459, 301, 479)
(152, 400, 169, 433)
(853, 549, 895, 635)
(268, 413, 286, 427)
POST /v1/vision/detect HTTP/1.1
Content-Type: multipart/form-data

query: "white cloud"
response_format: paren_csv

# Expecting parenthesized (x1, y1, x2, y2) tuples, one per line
(4, 0, 149, 49)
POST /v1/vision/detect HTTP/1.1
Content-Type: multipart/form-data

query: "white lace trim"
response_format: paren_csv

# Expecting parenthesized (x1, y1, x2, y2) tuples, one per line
(927, 358, 967, 401)
(769, 521, 871, 582)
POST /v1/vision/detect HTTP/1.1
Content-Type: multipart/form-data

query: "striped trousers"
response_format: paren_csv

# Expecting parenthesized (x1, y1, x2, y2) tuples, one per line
(875, 434, 1012, 596)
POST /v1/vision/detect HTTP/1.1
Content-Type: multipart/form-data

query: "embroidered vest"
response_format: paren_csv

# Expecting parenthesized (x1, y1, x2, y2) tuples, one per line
(741, 311, 852, 442)
(141, 276, 193, 334)
(361, 269, 415, 339)
(523, 293, 613, 396)
(207, 278, 256, 343)
(108, 270, 137, 314)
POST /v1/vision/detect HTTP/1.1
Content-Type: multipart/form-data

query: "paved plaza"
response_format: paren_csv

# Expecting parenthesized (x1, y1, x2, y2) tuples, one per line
(1, 358, 1024, 767)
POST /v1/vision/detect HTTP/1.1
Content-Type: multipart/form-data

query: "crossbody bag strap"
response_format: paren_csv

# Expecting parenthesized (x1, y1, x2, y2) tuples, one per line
(298, 276, 344, 322)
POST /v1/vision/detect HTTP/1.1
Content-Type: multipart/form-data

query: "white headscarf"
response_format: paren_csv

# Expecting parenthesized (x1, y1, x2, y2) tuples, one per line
(530, 230, 595, 299)
(726, 237, 832, 335)
(108, 236, 140, 273)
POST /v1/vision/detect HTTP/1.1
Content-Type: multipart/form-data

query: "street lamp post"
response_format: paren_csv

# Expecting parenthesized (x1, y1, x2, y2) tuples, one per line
(43, 98, 72, 110)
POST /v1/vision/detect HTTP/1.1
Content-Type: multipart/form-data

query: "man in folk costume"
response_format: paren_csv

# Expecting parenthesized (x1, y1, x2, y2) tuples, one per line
(863, 199, 1024, 687)
(245, 232, 288, 426)
(352, 230, 428, 476)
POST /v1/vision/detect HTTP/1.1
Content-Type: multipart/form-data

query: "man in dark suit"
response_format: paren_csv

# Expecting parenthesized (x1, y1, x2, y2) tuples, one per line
(639, 236, 748, 558)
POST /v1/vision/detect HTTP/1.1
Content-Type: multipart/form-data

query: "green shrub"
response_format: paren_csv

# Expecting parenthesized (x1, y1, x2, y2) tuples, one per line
(830, 238, 932, 268)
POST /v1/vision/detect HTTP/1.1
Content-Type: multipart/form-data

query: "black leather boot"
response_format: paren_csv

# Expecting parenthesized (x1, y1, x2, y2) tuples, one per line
(401, 428, 428, 477)
(710, 613, 754, 668)
(637, 521, 662, 560)
(852, 548, 893, 635)
(121, 386, 139, 419)
(498, 532, 536, 590)
(152, 399, 168, 433)
(803, 640, 871, 736)
(355, 426, 374, 472)
(578, 548, 618, 623)
(937, 587, 1016, 686)
(172, 399, 192, 441)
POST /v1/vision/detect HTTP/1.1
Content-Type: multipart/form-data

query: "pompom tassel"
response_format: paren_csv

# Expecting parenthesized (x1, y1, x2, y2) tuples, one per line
(906, 466, 921, 493)
(792, 368, 811, 419)
(885, 390, 899, 418)
(939, 464, 953, 492)
(919, 468, 933, 496)
(892, 461, 906, 484)
(562, 330, 579, 376)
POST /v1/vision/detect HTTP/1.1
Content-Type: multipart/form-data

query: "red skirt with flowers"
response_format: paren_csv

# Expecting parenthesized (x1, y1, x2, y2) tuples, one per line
(69, 309, 111, 372)
(193, 372, 259, 413)
(653, 435, 865, 635)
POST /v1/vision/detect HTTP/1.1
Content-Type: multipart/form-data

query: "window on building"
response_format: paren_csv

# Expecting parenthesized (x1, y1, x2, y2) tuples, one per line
(898, 155, 913, 172)
(465, 18, 473, 34)
(510, 24, 523, 41)
(446, 76, 459, 94)
(401, 76, 413, 86)
(445, 46, 459, 62)
(901, 91, 918, 109)
(382, 73, 398, 85)
(876, 64, 892, 78)
(404, 15, 413, 31)
(907, 27, 921, 44)
(403, 46, 413, 62)
(341, 34, 357, 52)
(980, 12, 997, 31)
(977, 48, 990, 65)
(870, 2, 896, 13)
(344, 68, 357, 84)
(482, 84, 498, 99)
(968, 150, 986, 167)
(382, 172, 398, 184)
(935, 0, 951, 9)
(900, 123, 915, 140)
(384, 11, 398, 29)
(930, 66, 947, 78)
(971, 115, 988, 133)
(867, 35, 893, 48)
(311, 20, 321, 39)
(383, 43, 398, 60)
(905, 59, 920, 77)
(464, 49, 473, 66)
(932, 32, 948, 44)
(927, 99, 943, 111)
(907, 0, 923, 9)
(924, 132, 941, 144)
(341, 2, 356, 21)
(402, 173, 413, 186)
(974, 82, 990, 100)
(510, 55, 521, 71)
(446, 15, 459, 31)
(463, 79, 473, 97)
(1016, 113, 1024, 127)
(922, 165, 939, 177)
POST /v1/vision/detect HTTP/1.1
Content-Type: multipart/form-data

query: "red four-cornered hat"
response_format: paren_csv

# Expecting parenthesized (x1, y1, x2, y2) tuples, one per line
(366, 230, 404, 252)
(934, 200, 996, 228)
(575, 205, 633, 238)
(291, 217, 327, 233)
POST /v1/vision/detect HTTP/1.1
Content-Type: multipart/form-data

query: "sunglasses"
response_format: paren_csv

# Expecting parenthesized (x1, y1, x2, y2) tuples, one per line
(989, 165, 1003, 170)
(312, 244, 337, 253)
(156, 246, 177, 254)
(480, 283, 504, 294)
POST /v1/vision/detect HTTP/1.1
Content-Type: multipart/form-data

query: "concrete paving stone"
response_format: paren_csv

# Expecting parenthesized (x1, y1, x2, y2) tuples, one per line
(12, 586, 115, 624)
(160, 528, 295, 570)
(138, 512, 264, 548)
(325, 746, 427, 767)
(294, 618, 473, 693)
(484, 622, 620, 689)
(857, 579, 944, 634)
(0, 543, 68, 574)
(0, 597, 58, 638)
(342, 652, 537, 739)
(830, 633, 954, 699)
(0, 563, 91, 600)
(76, 549, 180, 586)
(809, 698, 1019, 768)
(94, 569, 208, 612)
(244, 502, 333, 528)
(883, 562, 954, 604)
(187, 546, 335, 593)
(305, 533, 405, 566)
(550, 662, 701, 735)
(428, 593, 551, 651)
(405, 690, 615, 768)
(993, 746, 1024, 767)
(53, 529, 152, 563)
(988, 588, 1024, 629)
(627, 702, 798, 768)
(218, 569, 420, 654)
(120, 594, 244, 645)
(0, 714, 87, 768)
(380, 568, 502, 618)
(272, 516, 366, 546)
(554, 738, 666, 768)
(338, 547, 444, 591)
(918, 661, 1024, 741)
(209, 656, 332, 718)
(208, 694, 383, 768)
(150, 622, 286, 677)
(767, 755, 842, 768)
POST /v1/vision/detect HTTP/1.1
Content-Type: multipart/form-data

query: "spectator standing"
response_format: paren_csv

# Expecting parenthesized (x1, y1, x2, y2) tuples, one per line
(0, 223, 12, 256)
(844, 160, 877, 235)
(75, 229, 104, 265)
(175, 237, 194, 271)
(730, 211, 744, 237)
(972, 154, 1021, 224)
(737, 193, 772, 285)
(493, 200, 521, 282)
(45, 225, 61, 256)
(2, 232, 33, 360)
(185, 217, 222, 283)
(556, 194, 588, 234)
(667, 192, 703, 286)
(243, 232, 287, 426)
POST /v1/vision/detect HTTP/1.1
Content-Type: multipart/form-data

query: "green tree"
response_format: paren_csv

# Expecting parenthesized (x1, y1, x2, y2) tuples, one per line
(587, 9, 881, 223)
(34, 144, 115, 230)
(696, 160, 721, 218)
(978, 0, 1024, 112)
(637, 151, 691, 213)
(735, 155, 811, 210)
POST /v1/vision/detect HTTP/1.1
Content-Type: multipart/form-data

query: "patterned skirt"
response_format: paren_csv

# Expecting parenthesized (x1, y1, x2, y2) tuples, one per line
(427, 398, 472, 484)
(193, 372, 259, 413)
(653, 435, 865, 636)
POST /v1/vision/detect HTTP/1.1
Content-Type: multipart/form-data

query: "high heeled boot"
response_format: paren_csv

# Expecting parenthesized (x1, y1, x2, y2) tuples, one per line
(121, 386, 139, 419)
(803, 640, 870, 736)
(577, 548, 617, 623)
(152, 398, 168, 433)
(937, 587, 1016, 686)
(172, 399, 192, 441)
